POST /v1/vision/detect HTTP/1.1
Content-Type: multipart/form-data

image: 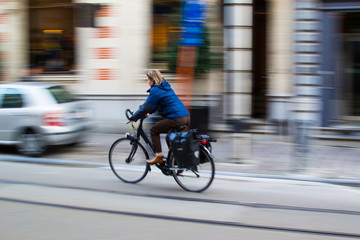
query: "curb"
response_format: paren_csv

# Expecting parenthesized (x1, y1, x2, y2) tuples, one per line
(0, 155, 106, 167)
(1, 155, 360, 187)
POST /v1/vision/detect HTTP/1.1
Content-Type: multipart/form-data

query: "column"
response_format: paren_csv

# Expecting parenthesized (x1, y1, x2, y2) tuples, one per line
(223, 0, 253, 120)
(293, 0, 321, 124)
(0, 0, 26, 82)
(267, 0, 294, 124)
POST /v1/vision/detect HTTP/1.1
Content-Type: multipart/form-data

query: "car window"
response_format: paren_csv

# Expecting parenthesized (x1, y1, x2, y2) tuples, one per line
(47, 86, 76, 104)
(0, 88, 24, 108)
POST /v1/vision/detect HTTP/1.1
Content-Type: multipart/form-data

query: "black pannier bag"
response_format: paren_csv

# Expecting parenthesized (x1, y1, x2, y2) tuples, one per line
(198, 134, 213, 164)
(169, 129, 200, 168)
(199, 142, 210, 164)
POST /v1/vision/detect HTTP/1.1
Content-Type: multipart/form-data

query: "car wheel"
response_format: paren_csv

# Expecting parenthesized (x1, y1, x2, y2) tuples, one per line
(16, 130, 47, 157)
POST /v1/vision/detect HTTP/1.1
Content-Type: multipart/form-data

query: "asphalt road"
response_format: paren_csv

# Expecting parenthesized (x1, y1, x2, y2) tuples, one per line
(1, 160, 360, 240)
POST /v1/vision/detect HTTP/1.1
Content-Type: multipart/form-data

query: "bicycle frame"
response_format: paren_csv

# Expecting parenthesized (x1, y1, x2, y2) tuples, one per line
(109, 108, 216, 192)
(128, 117, 155, 157)
(129, 117, 183, 174)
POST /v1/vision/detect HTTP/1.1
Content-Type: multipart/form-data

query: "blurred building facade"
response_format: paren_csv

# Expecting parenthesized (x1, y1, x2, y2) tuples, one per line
(1, 0, 360, 134)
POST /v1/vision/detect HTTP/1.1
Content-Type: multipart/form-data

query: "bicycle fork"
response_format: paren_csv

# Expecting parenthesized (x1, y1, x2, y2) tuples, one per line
(125, 143, 137, 164)
(125, 133, 140, 164)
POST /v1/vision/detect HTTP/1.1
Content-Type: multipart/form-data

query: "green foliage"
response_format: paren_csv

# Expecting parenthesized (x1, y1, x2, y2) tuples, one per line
(166, 26, 221, 76)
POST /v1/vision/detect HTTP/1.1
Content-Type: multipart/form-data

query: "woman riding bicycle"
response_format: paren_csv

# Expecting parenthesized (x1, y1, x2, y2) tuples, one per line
(129, 70, 190, 165)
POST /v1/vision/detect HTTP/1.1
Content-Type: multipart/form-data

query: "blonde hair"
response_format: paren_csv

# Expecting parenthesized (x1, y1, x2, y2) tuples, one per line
(146, 70, 163, 85)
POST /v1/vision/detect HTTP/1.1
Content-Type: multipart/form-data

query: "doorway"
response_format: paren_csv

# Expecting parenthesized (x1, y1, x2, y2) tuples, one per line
(321, 2, 360, 125)
(343, 12, 360, 116)
(252, 0, 268, 118)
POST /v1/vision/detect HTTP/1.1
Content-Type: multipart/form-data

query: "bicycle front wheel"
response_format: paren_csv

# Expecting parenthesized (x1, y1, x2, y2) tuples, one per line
(109, 138, 149, 183)
(169, 146, 215, 192)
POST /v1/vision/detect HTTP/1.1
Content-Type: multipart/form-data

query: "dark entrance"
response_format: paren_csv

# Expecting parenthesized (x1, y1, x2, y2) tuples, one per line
(252, 0, 268, 118)
(321, 2, 360, 125)
(343, 12, 360, 116)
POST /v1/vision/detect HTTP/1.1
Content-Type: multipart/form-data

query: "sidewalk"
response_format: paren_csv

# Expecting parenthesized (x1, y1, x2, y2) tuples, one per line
(1, 131, 360, 186)
(214, 133, 360, 179)
(212, 133, 360, 186)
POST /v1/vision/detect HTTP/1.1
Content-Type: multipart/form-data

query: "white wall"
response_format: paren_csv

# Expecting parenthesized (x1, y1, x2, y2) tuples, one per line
(72, 0, 152, 94)
(0, 0, 27, 82)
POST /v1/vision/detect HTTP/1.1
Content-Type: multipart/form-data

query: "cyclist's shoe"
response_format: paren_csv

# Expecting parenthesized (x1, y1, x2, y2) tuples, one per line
(147, 155, 164, 165)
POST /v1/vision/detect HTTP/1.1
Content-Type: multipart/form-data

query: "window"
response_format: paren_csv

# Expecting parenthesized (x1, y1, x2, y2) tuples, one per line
(47, 85, 76, 103)
(0, 88, 24, 108)
(151, 1, 221, 75)
(29, 0, 74, 72)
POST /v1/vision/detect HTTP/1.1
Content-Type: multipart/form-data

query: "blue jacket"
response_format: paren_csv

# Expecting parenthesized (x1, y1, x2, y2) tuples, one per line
(130, 79, 190, 121)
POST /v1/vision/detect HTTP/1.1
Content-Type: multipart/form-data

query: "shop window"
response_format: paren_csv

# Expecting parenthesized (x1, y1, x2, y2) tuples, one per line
(151, 1, 182, 72)
(29, 0, 74, 73)
(151, 0, 220, 75)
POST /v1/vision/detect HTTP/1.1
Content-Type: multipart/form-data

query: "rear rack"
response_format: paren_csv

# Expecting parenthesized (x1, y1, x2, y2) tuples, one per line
(196, 134, 217, 142)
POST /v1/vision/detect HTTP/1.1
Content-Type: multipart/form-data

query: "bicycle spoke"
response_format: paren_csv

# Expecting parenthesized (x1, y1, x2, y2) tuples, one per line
(109, 138, 149, 183)
(169, 147, 215, 192)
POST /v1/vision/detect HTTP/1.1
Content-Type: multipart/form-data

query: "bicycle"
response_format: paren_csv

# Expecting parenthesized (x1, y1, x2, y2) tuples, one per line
(108, 109, 216, 192)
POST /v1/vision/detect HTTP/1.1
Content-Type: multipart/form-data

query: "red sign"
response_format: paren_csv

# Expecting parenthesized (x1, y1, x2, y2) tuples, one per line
(95, 69, 115, 80)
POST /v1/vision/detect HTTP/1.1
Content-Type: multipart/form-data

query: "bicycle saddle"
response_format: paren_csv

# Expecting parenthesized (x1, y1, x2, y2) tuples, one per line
(175, 125, 187, 132)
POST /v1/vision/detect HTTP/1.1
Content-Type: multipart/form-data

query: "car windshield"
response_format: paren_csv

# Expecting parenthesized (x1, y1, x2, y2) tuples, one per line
(47, 86, 76, 104)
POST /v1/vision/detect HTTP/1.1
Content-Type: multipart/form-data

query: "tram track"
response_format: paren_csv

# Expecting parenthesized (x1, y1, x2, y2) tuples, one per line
(0, 178, 359, 216)
(1, 178, 360, 239)
(0, 196, 360, 239)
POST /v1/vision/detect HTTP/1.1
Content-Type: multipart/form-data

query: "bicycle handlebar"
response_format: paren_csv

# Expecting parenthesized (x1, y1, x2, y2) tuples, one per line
(125, 109, 133, 121)
(125, 109, 148, 123)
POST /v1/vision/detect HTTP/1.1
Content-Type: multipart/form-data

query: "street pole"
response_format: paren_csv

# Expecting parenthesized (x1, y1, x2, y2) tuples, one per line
(176, 45, 197, 111)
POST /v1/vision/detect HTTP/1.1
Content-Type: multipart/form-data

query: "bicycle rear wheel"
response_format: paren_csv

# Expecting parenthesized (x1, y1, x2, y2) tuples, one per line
(109, 138, 149, 183)
(169, 146, 215, 192)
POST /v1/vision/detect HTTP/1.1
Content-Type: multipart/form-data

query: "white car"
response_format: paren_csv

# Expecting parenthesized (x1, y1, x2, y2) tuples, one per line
(0, 82, 93, 156)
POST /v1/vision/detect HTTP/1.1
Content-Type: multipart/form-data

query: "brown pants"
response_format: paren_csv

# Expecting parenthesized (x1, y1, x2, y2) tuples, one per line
(150, 115, 191, 153)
